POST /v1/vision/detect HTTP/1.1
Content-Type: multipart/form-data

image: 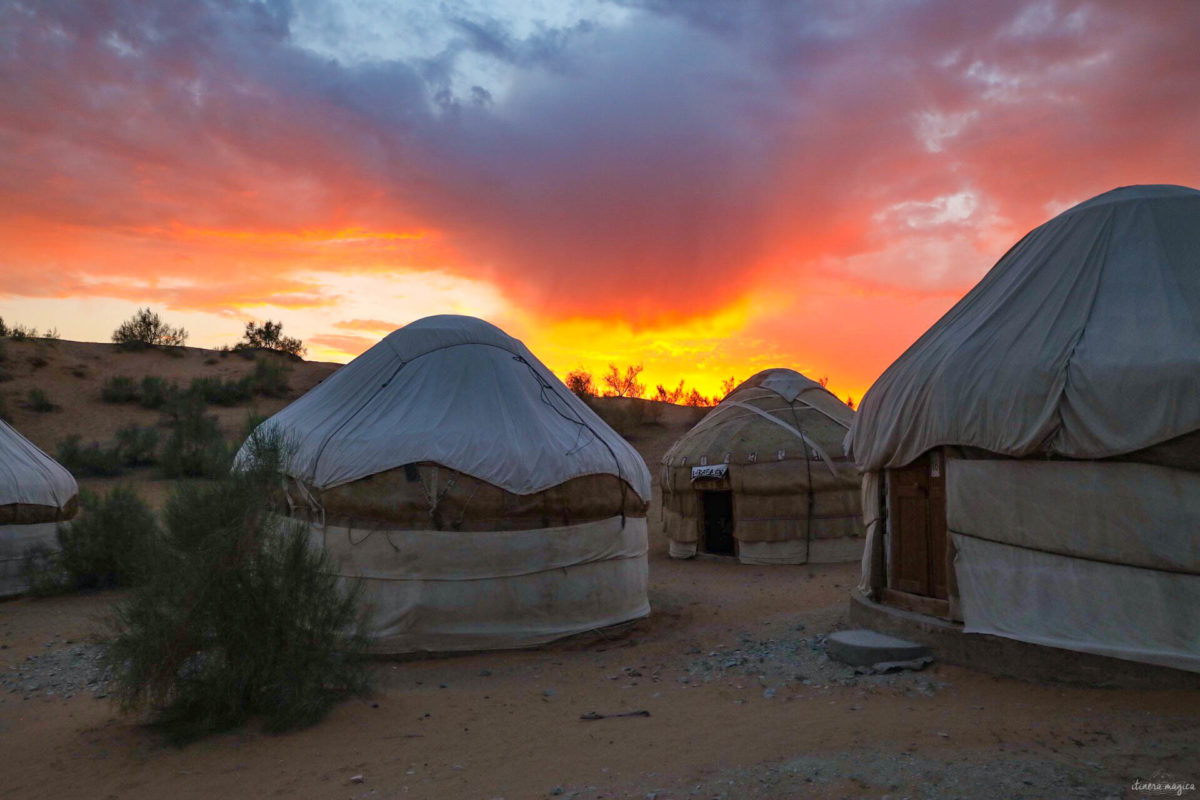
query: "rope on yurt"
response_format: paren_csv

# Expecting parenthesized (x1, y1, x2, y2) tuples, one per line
(788, 401, 816, 564)
(512, 355, 630, 528)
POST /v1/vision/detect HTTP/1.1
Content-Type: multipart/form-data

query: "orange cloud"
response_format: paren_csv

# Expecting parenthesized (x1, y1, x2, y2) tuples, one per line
(2, 1, 1199, 398)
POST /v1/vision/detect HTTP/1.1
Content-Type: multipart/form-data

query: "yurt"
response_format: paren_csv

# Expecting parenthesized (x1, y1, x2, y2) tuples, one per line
(0, 418, 78, 597)
(238, 315, 652, 654)
(661, 369, 862, 565)
(846, 184, 1200, 673)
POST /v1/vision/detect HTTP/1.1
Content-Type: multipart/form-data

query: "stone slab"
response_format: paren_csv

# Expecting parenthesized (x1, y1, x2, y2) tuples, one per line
(826, 628, 932, 667)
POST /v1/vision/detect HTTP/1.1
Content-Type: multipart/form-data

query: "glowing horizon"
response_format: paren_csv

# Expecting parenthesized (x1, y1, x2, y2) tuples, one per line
(2, 1, 1198, 406)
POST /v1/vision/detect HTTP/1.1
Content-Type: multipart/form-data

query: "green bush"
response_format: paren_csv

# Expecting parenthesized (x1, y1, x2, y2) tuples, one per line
(139, 375, 175, 409)
(101, 376, 140, 403)
(60, 486, 159, 589)
(188, 375, 252, 406)
(160, 393, 229, 478)
(57, 435, 125, 477)
(106, 437, 371, 742)
(27, 487, 160, 593)
(248, 358, 290, 398)
(114, 424, 159, 466)
(25, 388, 57, 412)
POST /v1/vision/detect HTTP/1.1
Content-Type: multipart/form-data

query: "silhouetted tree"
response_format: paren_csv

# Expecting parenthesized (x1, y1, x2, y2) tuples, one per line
(112, 308, 188, 349)
(602, 363, 645, 398)
(720, 375, 738, 397)
(237, 320, 306, 358)
(818, 375, 829, 388)
(846, 396, 856, 410)
(564, 368, 595, 398)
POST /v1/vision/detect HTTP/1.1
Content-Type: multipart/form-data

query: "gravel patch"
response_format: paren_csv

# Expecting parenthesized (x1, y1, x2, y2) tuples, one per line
(681, 628, 946, 695)
(0, 642, 112, 702)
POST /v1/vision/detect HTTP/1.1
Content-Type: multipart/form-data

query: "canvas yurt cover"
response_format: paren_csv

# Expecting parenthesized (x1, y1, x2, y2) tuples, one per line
(239, 315, 652, 653)
(661, 369, 861, 565)
(0, 419, 78, 596)
(846, 184, 1200, 673)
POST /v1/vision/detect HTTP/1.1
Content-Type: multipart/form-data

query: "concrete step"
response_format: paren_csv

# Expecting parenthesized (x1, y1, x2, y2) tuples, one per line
(826, 629, 932, 667)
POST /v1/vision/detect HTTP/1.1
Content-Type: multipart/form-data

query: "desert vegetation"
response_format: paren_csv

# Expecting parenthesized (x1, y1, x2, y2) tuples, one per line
(235, 320, 306, 358)
(104, 432, 371, 741)
(111, 308, 188, 350)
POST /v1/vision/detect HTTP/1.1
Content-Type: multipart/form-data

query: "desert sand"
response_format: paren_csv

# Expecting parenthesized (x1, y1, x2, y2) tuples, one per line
(1, 339, 1197, 800)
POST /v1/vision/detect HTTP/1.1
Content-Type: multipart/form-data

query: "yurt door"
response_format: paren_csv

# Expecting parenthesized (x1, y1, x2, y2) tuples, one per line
(700, 490, 736, 556)
(887, 450, 948, 602)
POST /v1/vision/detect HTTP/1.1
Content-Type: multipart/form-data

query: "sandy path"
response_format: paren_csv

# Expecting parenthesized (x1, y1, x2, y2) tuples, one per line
(3, 558, 1197, 800)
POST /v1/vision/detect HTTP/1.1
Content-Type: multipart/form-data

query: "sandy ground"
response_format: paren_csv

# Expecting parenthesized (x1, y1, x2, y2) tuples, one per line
(1, 340, 1198, 799)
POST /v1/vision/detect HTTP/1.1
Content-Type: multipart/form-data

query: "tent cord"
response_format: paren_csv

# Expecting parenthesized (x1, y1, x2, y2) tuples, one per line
(788, 402, 816, 563)
(512, 355, 628, 528)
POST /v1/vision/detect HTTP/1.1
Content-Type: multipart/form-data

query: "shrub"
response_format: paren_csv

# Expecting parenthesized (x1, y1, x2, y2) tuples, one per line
(160, 393, 229, 478)
(57, 435, 125, 477)
(564, 368, 595, 398)
(70, 365, 88, 378)
(112, 308, 187, 349)
(56, 426, 159, 477)
(106, 437, 371, 742)
(139, 375, 175, 409)
(25, 388, 57, 412)
(101, 376, 140, 403)
(0, 394, 10, 423)
(55, 486, 159, 590)
(28, 354, 48, 368)
(8, 324, 37, 341)
(114, 424, 159, 466)
(235, 320, 305, 358)
(188, 376, 252, 407)
(248, 357, 290, 398)
(0, 317, 6, 337)
(0, 339, 6, 362)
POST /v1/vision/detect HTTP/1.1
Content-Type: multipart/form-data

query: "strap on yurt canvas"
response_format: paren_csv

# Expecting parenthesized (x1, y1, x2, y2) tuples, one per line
(721, 401, 839, 477)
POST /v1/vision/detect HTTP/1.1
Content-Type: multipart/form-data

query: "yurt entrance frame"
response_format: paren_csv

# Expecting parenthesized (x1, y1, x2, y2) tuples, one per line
(883, 449, 953, 618)
(699, 489, 736, 556)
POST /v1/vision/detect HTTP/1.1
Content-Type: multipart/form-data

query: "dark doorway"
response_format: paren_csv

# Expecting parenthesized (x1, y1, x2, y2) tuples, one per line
(700, 490, 735, 556)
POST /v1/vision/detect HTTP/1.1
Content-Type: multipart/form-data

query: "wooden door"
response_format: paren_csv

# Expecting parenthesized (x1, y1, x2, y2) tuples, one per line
(887, 450, 948, 599)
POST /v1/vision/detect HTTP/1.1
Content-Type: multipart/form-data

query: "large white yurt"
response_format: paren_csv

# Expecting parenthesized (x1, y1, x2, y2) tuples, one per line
(239, 315, 652, 654)
(661, 369, 861, 565)
(846, 184, 1200, 673)
(0, 419, 78, 597)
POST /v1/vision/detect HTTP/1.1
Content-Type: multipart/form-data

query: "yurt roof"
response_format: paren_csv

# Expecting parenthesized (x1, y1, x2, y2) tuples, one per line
(663, 368, 853, 469)
(847, 184, 1200, 471)
(0, 418, 78, 511)
(240, 315, 652, 501)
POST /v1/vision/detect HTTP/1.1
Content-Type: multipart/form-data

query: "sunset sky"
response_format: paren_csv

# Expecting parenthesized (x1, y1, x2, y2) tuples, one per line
(2, 1, 1198, 401)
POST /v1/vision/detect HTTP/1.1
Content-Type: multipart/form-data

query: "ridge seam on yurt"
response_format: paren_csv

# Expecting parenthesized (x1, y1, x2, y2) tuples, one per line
(307, 358, 410, 487)
(1046, 208, 1117, 454)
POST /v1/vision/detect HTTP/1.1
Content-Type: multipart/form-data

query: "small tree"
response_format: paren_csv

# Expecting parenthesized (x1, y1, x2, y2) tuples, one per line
(846, 396, 856, 410)
(601, 363, 646, 398)
(112, 308, 188, 349)
(236, 320, 306, 358)
(106, 431, 371, 742)
(818, 375, 829, 388)
(684, 388, 711, 407)
(0, 317, 7, 337)
(720, 375, 738, 397)
(564, 368, 595, 398)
